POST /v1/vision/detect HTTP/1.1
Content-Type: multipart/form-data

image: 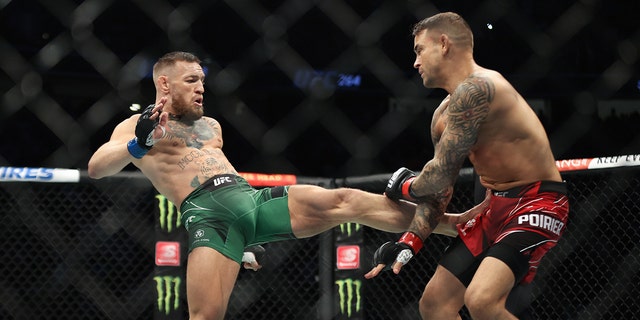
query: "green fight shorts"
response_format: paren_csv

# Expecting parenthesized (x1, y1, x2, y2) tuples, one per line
(180, 174, 295, 264)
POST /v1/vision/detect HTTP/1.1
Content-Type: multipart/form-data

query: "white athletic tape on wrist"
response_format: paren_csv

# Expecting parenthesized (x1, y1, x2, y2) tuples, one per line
(145, 131, 155, 146)
(396, 249, 413, 265)
(153, 125, 166, 143)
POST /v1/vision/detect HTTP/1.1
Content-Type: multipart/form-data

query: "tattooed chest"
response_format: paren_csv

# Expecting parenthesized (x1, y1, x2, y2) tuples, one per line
(175, 148, 231, 175)
(166, 119, 221, 148)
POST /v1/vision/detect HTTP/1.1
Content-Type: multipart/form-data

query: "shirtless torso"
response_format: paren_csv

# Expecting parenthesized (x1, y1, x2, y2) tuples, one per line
(132, 115, 237, 206)
(430, 68, 561, 192)
(90, 107, 237, 207)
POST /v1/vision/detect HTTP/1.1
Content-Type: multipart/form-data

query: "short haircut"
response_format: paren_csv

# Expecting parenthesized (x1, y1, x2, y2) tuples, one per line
(152, 51, 201, 82)
(412, 12, 474, 49)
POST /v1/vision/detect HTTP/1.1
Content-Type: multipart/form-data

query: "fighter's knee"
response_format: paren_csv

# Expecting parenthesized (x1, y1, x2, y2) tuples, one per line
(418, 290, 438, 318)
(464, 287, 501, 319)
(189, 305, 226, 320)
(334, 187, 358, 203)
(327, 188, 363, 213)
(464, 287, 482, 313)
(189, 311, 225, 320)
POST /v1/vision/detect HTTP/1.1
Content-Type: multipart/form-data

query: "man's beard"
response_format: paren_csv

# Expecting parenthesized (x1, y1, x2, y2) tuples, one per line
(173, 101, 204, 121)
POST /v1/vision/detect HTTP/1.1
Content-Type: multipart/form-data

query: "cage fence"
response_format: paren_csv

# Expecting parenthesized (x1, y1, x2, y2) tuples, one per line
(1, 166, 639, 319)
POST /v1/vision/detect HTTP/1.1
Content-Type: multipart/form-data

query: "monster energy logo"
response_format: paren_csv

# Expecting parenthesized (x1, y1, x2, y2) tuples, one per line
(339, 223, 361, 237)
(335, 278, 362, 317)
(154, 276, 182, 315)
(156, 194, 181, 233)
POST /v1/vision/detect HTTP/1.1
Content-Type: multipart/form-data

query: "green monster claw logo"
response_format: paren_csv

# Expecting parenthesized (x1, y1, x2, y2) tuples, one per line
(154, 276, 181, 315)
(339, 223, 361, 237)
(335, 278, 362, 317)
(156, 194, 181, 233)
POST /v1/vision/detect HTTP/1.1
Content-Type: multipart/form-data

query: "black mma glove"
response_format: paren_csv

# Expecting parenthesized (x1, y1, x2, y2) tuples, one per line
(372, 232, 424, 271)
(385, 167, 420, 201)
(127, 104, 159, 159)
(242, 245, 266, 270)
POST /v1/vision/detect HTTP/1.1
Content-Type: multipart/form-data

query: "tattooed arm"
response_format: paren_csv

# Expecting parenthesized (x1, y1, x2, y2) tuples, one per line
(409, 75, 494, 240)
(365, 75, 496, 279)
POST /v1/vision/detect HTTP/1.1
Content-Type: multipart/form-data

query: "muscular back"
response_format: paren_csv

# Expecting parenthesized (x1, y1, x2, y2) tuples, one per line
(134, 116, 238, 205)
(431, 69, 561, 191)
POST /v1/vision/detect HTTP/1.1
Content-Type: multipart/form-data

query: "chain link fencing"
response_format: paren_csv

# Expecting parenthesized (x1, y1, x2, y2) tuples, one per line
(1, 167, 639, 319)
(364, 168, 640, 320)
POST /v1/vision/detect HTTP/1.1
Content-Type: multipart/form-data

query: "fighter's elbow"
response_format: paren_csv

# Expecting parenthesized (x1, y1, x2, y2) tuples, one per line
(87, 158, 108, 179)
(86, 164, 102, 180)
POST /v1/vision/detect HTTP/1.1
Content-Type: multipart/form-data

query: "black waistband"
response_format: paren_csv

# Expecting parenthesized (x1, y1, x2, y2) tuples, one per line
(180, 174, 246, 211)
(492, 181, 567, 198)
(199, 174, 241, 192)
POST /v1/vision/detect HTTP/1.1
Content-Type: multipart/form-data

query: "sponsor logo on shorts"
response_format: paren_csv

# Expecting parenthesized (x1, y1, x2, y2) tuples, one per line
(464, 217, 477, 229)
(517, 213, 564, 235)
(212, 176, 233, 186)
(335, 278, 362, 318)
(191, 229, 210, 245)
(154, 276, 182, 315)
(459, 217, 477, 236)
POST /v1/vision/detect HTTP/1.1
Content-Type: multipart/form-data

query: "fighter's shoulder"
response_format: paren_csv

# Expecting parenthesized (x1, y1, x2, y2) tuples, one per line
(450, 73, 496, 106)
(467, 69, 512, 90)
(127, 113, 142, 121)
(102, 115, 138, 142)
(199, 116, 223, 132)
(114, 114, 139, 130)
(201, 116, 220, 126)
(464, 71, 521, 115)
(456, 69, 515, 102)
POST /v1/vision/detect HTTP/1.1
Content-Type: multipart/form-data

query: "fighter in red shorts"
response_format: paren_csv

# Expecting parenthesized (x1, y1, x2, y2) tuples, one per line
(365, 12, 570, 319)
(444, 180, 569, 287)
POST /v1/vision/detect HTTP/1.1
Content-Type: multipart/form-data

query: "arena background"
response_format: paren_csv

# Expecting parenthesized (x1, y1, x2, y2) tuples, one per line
(1, 0, 639, 319)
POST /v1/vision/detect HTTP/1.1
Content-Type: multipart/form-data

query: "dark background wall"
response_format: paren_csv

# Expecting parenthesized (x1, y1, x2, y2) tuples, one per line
(1, 0, 639, 176)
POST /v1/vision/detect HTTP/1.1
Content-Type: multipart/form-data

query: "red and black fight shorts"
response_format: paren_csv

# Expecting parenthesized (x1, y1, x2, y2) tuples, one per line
(439, 180, 570, 286)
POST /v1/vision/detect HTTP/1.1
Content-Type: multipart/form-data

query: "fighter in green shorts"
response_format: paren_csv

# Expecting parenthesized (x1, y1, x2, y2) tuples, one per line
(180, 174, 295, 263)
(89, 51, 426, 319)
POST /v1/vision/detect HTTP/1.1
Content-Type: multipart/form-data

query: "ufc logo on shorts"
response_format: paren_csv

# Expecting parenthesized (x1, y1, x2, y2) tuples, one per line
(213, 176, 233, 186)
(517, 213, 564, 235)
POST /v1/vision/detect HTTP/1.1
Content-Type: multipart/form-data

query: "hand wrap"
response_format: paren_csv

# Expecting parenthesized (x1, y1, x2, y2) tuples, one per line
(242, 245, 266, 266)
(372, 232, 424, 270)
(127, 104, 158, 159)
(385, 167, 421, 201)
